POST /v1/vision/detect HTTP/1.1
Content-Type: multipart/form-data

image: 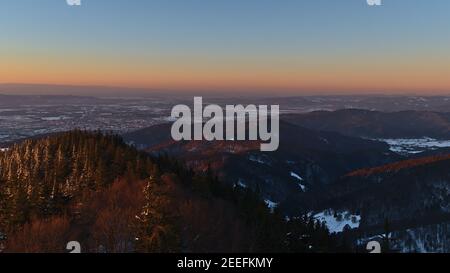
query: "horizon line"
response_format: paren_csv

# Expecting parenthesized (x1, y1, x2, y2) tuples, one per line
(1, 82, 450, 97)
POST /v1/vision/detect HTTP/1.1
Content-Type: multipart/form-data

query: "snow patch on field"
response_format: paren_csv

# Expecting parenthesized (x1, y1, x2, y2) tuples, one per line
(379, 138, 450, 154)
(313, 210, 361, 233)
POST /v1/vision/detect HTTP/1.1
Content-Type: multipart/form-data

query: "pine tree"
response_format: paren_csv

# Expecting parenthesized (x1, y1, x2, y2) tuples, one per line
(135, 176, 179, 252)
(0, 179, 8, 232)
(381, 218, 391, 253)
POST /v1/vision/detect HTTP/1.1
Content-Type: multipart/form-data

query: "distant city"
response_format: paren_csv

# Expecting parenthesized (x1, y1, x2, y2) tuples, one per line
(2, 94, 450, 144)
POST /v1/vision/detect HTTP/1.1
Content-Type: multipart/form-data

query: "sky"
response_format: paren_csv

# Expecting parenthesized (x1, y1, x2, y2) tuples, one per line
(1, 0, 450, 95)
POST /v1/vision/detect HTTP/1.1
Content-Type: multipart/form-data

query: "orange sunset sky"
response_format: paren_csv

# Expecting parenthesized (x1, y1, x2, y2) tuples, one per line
(1, 0, 450, 95)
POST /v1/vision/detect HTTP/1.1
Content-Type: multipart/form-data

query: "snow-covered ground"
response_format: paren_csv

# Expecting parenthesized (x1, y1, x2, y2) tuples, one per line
(248, 155, 271, 165)
(264, 199, 278, 213)
(290, 171, 303, 181)
(290, 171, 306, 191)
(235, 178, 248, 189)
(41, 116, 71, 121)
(312, 210, 361, 233)
(379, 138, 450, 155)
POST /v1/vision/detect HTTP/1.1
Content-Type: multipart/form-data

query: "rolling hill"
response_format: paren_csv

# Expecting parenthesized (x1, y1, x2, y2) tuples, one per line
(283, 109, 450, 139)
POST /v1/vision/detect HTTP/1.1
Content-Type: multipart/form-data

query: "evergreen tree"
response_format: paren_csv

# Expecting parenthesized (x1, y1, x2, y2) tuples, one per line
(135, 176, 179, 252)
(381, 218, 391, 253)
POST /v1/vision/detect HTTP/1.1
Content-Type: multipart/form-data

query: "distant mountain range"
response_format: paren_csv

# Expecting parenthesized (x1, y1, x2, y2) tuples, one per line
(2, 88, 450, 112)
(0, 84, 165, 97)
(0, 94, 101, 106)
(283, 109, 450, 139)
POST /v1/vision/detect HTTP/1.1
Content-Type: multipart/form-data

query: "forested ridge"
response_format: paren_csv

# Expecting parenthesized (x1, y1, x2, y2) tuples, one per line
(0, 131, 150, 226)
(0, 130, 343, 253)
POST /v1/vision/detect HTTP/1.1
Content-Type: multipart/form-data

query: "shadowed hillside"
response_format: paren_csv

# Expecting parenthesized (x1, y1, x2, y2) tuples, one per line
(123, 121, 401, 215)
(0, 130, 342, 253)
(283, 109, 450, 139)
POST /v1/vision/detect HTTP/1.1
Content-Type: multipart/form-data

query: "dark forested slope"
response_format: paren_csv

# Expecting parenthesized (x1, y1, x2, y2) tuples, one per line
(0, 131, 342, 253)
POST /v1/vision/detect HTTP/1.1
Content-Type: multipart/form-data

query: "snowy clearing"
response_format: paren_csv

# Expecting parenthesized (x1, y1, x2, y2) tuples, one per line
(313, 210, 361, 233)
(379, 138, 450, 155)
